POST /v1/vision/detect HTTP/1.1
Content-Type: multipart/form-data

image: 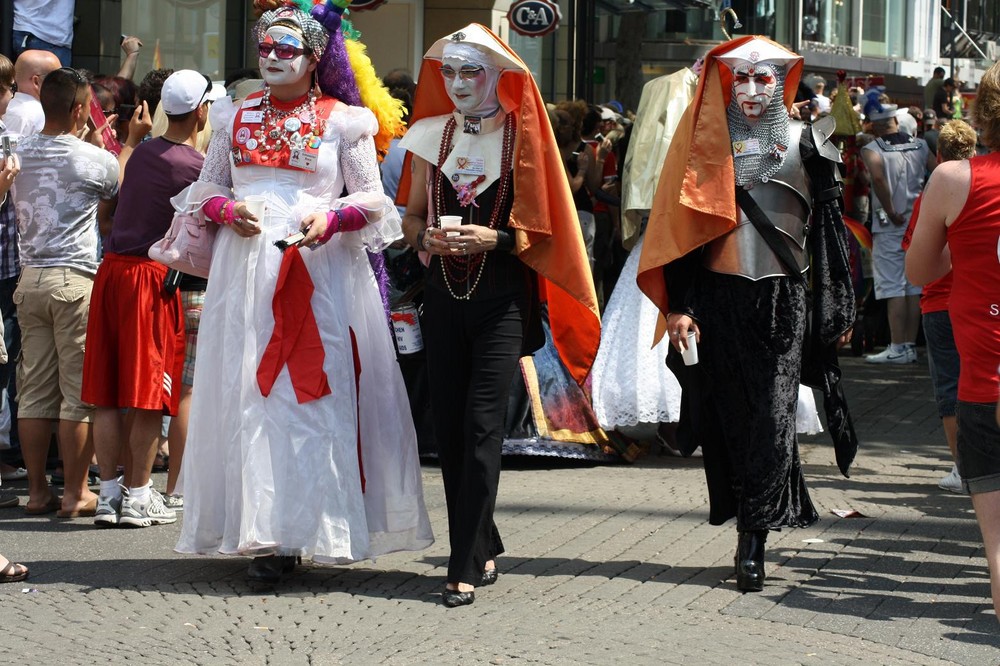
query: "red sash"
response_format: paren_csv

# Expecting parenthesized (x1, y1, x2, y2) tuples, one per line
(230, 91, 337, 172)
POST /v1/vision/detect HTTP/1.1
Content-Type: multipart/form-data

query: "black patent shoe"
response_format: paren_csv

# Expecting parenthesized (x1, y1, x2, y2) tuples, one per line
(442, 588, 475, 608)
(734, 530, 767, 593)
(480, 568, 498, 587)
(247, 556, 286, 584)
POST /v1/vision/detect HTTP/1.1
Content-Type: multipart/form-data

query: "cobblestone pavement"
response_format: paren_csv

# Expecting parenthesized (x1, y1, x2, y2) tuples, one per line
(0, 356, 997, 665)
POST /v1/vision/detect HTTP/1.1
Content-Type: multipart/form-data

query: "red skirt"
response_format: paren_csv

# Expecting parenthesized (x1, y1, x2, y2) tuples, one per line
(81, 253, 184, 414)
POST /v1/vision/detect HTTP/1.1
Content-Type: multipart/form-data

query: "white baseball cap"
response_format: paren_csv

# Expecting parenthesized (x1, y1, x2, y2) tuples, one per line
(160, 70, 212, 115)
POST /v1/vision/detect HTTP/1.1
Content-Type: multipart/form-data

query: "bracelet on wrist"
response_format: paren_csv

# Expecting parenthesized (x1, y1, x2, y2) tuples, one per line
(416, 228, 427, 251)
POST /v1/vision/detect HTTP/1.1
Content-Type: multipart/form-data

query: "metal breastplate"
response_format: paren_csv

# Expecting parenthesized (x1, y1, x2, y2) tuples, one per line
(703, 121, 812, 280)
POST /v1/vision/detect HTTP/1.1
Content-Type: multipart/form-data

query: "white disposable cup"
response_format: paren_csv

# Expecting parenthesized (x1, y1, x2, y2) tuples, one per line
(439, 214, 462, 237)
(681, 331, 699, 366)
(243, 195, 266, 225)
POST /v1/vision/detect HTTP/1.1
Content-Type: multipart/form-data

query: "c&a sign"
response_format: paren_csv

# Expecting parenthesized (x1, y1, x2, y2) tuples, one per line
(507, 0, 561, 38)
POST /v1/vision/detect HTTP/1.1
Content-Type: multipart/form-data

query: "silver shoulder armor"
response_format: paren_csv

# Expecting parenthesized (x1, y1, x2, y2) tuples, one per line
(703, 122, 811, 281)
(811, 116, 842, 164)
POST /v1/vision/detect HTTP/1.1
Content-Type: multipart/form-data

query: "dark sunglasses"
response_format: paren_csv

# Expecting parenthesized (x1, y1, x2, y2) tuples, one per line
(258, 42, 309, 60)
(115, 103, 136, 118)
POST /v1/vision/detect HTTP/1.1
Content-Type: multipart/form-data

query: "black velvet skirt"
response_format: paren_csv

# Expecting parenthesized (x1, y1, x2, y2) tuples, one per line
(695, 269, 819, 531)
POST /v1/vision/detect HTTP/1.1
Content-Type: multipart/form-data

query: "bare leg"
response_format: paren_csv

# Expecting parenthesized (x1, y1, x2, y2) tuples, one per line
(886, 296, 908, 345)
(18, 418, 56, 510)
(93, 407, 123, 482)
(943, 415, 958, 460)
(128, 408, 163, 490)
(165, 385, 192, 496)
(902, 295, 921, 344)
(57, 420, 97, 512)
(971, 489, 1000, 618)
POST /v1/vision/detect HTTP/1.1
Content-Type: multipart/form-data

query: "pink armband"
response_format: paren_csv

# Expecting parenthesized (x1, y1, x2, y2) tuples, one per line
(316, 205, 367, 244)
(203, 196, 236, 225)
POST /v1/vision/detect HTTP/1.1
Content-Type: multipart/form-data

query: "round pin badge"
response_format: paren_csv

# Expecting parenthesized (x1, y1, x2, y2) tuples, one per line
(246, 138, 258, 150)
(235, 127, 251, 145)
(284, 117, 302, 133)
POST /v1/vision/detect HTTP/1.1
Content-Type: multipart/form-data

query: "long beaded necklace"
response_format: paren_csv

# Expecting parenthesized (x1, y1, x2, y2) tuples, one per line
(255, 85, 324, 162)
(434, 113, 516, 300)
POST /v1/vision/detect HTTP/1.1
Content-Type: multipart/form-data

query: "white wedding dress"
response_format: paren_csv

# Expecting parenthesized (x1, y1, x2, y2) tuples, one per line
(174, 99, 433, 563)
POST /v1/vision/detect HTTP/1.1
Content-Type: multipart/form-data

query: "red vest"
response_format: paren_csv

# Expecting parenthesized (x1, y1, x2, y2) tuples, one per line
(230, 91, 337, 172)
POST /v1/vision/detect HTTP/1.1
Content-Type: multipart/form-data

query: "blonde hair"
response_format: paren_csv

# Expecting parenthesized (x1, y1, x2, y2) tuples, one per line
(937, 119, 977, 162)
(972, 60, 1000, 150)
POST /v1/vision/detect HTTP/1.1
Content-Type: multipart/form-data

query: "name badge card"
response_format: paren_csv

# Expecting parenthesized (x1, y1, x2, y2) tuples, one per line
(454, 156, 486, 176)
(241, 110, 264, 124)
(289, 146, 319, 172)
(242, 96, 263, 108)
(732, 138, 761, 156)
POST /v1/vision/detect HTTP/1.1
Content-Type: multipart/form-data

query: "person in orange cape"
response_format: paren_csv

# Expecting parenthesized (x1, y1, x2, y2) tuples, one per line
(637, 36, 855, 592)
(397, 24, 599, 607)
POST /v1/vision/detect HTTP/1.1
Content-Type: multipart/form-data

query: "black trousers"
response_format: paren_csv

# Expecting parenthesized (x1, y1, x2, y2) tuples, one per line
(423, 285, 527, 585)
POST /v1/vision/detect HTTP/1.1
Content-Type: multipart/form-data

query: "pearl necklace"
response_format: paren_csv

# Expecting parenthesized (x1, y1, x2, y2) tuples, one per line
(434, 113, 516, 300)
(255, 86, 324, 161)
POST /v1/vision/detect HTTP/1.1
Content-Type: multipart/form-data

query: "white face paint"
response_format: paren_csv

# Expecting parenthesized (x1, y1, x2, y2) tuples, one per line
(259, 26, 310, 87)
(732, 64, 778, 122)
(440, 55, 499, 116)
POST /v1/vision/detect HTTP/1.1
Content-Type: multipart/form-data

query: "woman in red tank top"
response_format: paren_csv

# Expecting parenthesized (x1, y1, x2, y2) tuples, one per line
(907, 60, 1000, 620)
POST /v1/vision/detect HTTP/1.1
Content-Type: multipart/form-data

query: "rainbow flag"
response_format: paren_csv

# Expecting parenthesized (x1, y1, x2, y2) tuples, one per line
(843, 215, 871, 251)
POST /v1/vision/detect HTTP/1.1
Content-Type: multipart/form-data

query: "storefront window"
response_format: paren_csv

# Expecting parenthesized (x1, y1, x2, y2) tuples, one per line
(121, 0, 226, 79)
(862, 0, 907, 59)
(802, 0, 854, 49)
(655, 1, 791, 45)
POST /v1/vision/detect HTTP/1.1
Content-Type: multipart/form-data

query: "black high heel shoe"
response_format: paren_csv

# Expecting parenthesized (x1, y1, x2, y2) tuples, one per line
(480, 567, 498, 587)
(734, 530, 767, 592)
(442, 587, 475, 608)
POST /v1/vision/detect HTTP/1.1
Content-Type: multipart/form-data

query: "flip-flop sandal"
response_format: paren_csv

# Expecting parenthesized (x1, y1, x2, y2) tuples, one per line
(56, 496, 99, 519)
(25, 495, 60, 515)
(0, 561, 29, 584)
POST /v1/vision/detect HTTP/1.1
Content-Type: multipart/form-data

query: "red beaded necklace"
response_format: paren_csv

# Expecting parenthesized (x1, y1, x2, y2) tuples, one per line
(434, 113, 516, 300)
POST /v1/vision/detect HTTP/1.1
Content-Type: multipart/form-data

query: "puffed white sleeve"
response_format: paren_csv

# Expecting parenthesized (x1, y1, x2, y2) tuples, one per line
(330, 106, 402, 252)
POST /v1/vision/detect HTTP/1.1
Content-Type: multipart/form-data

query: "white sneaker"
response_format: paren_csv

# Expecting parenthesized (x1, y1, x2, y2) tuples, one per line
(119, 489, 177, 527)
(94, 494, 123, 528)
(938, 465, 967, 494)
(162, 493, 184, 511)
(865, 346, 913, 364)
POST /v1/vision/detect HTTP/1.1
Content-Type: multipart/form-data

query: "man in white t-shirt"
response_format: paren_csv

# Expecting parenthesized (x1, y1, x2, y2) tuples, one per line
(10, 67, 119, 518)
(4, 50, 60, 139)
(812, 77, 831, 114)
(13, 0, 75, 67)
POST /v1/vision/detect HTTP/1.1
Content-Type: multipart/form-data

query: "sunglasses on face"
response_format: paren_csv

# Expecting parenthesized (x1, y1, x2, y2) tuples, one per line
(1, 81, 16, 95)
(258, 42, 309, 60)
(439, 66, 485, 81)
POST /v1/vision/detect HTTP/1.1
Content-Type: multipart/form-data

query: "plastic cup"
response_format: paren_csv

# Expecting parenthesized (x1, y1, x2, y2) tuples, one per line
(243, 195, 266, 225)
(439, 214, 462, 237)
(681, 331, 699, 366)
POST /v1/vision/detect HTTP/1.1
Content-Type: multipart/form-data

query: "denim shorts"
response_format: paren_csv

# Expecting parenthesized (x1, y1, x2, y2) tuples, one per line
(956, 401, 1000, 494)
(922, 310, 959, 418)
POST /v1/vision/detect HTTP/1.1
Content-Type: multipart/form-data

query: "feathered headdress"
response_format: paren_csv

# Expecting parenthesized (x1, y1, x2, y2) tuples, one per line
(862, 88, 897, 121)
(252, 0, 404, 158)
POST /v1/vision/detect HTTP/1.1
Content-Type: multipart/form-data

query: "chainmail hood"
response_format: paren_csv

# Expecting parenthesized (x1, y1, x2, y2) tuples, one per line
(727, 65, 791, 187)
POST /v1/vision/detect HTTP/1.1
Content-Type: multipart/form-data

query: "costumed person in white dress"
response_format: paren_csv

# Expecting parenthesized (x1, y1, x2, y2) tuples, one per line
(398, 25, 599, 607)
(174, 0, 433, 584)
(591, 68, 697, 441)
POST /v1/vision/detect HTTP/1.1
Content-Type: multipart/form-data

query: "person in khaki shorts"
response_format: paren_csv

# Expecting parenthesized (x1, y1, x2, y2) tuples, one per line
(10, 67, 119, 517)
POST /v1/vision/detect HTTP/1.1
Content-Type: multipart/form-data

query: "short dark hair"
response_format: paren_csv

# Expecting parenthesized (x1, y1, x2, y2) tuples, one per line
(934, 67, 946, 77)
(138, 68, 174, 116)
(943, 77, 956, 88)
(39, 67, 90, 122)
